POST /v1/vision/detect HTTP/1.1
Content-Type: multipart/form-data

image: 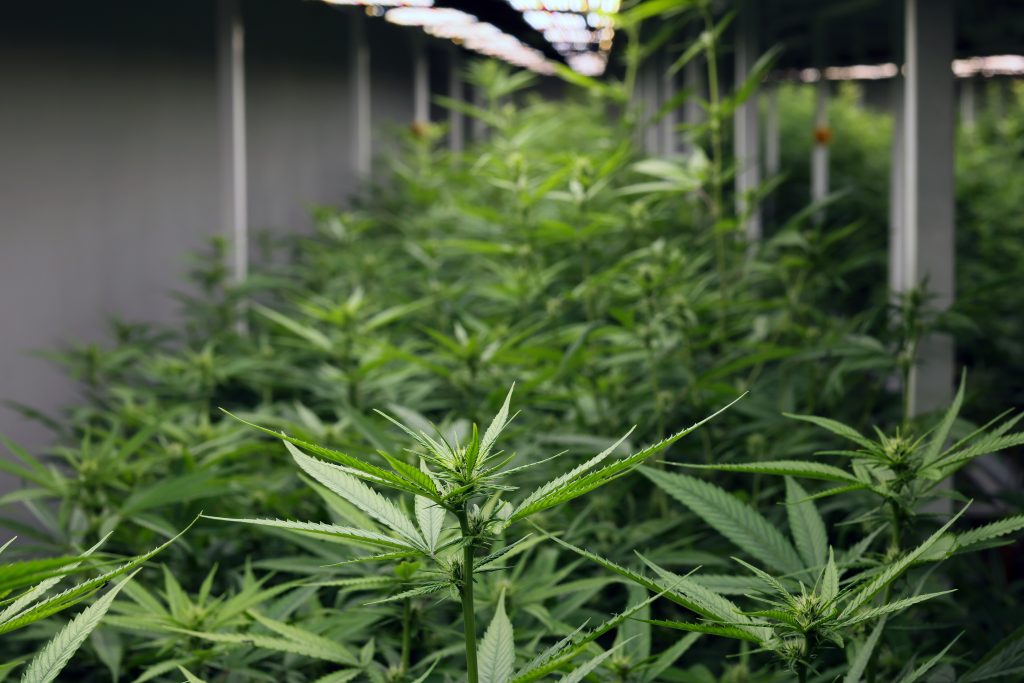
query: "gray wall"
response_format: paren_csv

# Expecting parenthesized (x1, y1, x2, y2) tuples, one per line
(0, 2, 223, 466)
(0, 1, 444, 479)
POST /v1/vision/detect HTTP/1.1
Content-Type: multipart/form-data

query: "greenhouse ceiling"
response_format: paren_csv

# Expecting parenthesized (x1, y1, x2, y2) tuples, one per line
(760, 0, 1024, 69)
(322, 0, 619, 75)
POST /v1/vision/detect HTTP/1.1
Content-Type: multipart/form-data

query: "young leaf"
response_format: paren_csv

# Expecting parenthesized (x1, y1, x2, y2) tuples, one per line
(785, 477, 828, 571)
(843, 617, 887, 683)
(511, 397, 741, 523)
(201, 517, 418, 551)
(920, 371, 966, 467)
(785, 414, 876, 450)
(479, 591, 515, 683)
(955, 513, 1024, 552)
(286, 443, 425, 550)
(21, 572, 138, 683)
(958, 623, 1024, 683)
(641, 469, 803, 575)
(479, 385, 515, 466)
(840, 506, 967, 618)
(415, 494, 446, 553)
(556, 639, 630, 683)
(682, 460, 865, 485)
(893, 633, 962, 683)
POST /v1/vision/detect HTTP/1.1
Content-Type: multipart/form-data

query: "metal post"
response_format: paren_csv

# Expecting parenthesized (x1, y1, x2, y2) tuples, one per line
(734, 0, 762, 240)
(811, 77, 830, 221)
(764, 85, 780, 178)
(661, 51, 677, 156)
(413, 35, 429, 124)
(889, 75, 905, 295)
(448, 46, 464, 152)
(471, 85, 486, 142)
(682, 50, 705, 155)
(960, 77, 976, 131)
(902, 0, 955, 414)
(351, 12, 371, 176)
(642, 62, 659, 155)
(218, 0, 247, 284)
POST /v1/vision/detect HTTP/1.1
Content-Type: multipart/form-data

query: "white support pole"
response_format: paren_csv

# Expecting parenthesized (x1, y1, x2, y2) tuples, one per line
(889, 75, 905, 295)
(471, 86, 486, 142)
(764, 85, 780, 178)
(682, 52, 705, 155)
(902, 0, 955, 415)
(413, 35, 429, 124)
(661, 51, 677, 156)
(351, 13, 371, 177)
(218, 0, 247, 284)
(959, 77, 976, 131)
(642, 62, 659, 155)
(448, 47, 464, 152)
(811, 77, 830, 222)
(734, 0, 762, 240)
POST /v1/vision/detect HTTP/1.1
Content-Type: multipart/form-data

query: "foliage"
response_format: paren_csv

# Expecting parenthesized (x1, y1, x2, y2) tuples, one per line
(0, 2, 1022, 680)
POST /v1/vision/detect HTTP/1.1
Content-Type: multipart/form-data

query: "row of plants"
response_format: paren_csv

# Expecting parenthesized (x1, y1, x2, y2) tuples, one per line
(2, 3, 1023, 681)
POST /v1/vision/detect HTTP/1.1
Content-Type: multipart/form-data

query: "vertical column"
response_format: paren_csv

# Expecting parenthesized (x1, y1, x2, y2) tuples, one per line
(642, 62, 660, 155)
(471, 86, 486, 142)
(959, 77, 976, 131)
(413, 35, 430, 124)
(733, 0, 762, 240)
(448, 47, 465, 152)
(351, 12, 371, 177)
(811, 77, 830, 221)
(218, 0, 247, 283)
(682, 51, 705, 154)
(902, 0, 955, 414)
(661, 51, 677, 156)
(763, 84, 780, 227)
(764, 85, 780, 178)
(888, 76, 905, 295)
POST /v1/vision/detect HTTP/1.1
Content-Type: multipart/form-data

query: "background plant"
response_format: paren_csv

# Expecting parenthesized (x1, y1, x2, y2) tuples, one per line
(0, 1, 1021, 679)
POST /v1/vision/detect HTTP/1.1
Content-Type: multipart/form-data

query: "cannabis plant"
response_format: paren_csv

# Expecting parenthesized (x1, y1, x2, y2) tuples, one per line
(206, 388, 736, 680)
(0, 528, 184, 681)
(681, 375, 1024, 555)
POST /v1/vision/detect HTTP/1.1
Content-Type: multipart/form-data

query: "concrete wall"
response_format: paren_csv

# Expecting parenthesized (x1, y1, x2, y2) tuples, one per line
(0, 0, 447, 477)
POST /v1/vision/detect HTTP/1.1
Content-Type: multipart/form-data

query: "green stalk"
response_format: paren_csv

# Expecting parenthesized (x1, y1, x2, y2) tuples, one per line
(400, 597, 412, 675)
(457, 508, 479, 683)
(700, 5, 729, 339)
(797, 662, 808, 683)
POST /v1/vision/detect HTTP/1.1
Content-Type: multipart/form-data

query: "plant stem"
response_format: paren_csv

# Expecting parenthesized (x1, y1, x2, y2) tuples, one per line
(400, 597, 412, 675)
(700, 6, 729, 339)
(457, 508, 479, 683)
(797, 662, 808, 683)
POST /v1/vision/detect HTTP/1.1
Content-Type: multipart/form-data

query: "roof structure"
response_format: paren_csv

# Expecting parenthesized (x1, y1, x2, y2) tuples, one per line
(762, 0, 1024, 69)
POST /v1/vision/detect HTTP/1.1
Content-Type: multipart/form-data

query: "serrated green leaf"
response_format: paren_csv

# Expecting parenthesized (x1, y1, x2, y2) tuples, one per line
(642, 469, 803, 575)
(247, 610, 358, 666)
(840, 506, 967, 618)
(479, 591, 515, 683)
(892, 633, 962, 683)
(785, 414, 876, 449)
(959, 623, 1024, 682)
(839, 590, 955, 627)
(286, 444, 424, 549)
(21, 572, 137, 683)
(683, 460, 863, 484)
(202, 516, 416, 550)
(843, 617, 886, 683)
(786, 478, 828, 571)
